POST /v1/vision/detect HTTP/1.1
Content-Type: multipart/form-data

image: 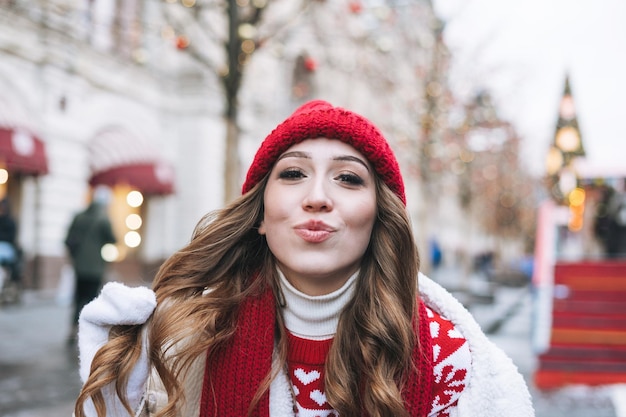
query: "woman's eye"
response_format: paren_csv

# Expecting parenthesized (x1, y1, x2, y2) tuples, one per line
(278, 169, 305, 180)
(336, 173, 364, 185)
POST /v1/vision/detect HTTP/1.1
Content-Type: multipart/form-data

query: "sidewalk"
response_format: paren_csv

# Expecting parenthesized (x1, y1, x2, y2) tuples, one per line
(427, 265, 528, 332)
(0, 291, 80, 417)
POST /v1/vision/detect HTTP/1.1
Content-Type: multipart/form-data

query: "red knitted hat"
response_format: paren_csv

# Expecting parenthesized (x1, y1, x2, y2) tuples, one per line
(242, 100, 406, 205)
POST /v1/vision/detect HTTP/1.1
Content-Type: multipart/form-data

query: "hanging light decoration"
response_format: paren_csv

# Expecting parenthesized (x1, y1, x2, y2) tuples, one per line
(304, 56, 317, 72)
(127, 190, 144, 207)
(176, 35, 190, 49)
(349, 1, 363, 14)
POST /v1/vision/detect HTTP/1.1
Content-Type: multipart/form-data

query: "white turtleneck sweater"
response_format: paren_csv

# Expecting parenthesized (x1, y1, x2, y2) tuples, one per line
(278, 269, 357, 340)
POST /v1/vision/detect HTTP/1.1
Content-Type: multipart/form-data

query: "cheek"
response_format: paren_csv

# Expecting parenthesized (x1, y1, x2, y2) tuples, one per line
(259, 186, 277, 236)
(357, 219, 376, 244)
(259, 197, 286, 237)
(353, 200, 377, 229)
(263, 187, 294, 224)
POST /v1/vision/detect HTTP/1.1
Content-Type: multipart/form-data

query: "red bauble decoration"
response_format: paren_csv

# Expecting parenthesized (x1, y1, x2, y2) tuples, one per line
(304, 56, 317, 72)
(176, 35, 190, 49)
(349, 1, 363, 14)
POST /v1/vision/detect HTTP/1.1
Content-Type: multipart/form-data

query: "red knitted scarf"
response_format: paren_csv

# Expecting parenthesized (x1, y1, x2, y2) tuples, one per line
(199, 286, 434, 417)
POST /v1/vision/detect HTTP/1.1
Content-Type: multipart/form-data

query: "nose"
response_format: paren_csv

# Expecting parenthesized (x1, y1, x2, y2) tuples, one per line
(302, 178, 333, 212)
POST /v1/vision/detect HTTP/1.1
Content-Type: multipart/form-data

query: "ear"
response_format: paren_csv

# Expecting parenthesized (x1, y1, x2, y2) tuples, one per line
(258, 220, 266, 235)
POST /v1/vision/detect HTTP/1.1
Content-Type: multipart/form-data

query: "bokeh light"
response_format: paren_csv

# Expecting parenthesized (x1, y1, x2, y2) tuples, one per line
(101, 243, 119, 262)
(124, 231, 142, 248)
(125, 213, 143, 230)
(127, 190, 144, 207)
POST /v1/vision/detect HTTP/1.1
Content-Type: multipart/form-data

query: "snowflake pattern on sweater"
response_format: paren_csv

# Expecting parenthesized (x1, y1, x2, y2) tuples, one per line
(286, 306, 471, 417)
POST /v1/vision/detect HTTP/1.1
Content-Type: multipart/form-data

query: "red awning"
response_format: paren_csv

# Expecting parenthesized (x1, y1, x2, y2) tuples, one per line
(88, 127, 175, 196)
(89, 162, 175, 196)
(0, 127, 48, 176)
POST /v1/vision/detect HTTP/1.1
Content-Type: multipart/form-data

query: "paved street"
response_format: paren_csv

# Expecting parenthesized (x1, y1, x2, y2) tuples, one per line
(0, 291, 80, 417)
(0, 275, 622, 417)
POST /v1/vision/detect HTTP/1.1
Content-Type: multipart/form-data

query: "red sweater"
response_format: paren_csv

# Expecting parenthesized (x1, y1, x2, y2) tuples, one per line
(287, 306, 470, 416)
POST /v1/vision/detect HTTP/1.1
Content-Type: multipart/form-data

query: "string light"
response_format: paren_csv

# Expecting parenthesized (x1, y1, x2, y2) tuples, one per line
(101, 243, 119, 262)
(176, 35, 190, 49)
(241, 39, 255, 54)
(124, 231, 142, 248)
(568, 187, 585, 232)
(125, 213, 143, 230)
(127, 190, 144, 208)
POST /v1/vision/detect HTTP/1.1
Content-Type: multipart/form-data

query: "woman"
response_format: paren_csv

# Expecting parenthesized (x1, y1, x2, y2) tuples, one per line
(75, 100, 534, 417)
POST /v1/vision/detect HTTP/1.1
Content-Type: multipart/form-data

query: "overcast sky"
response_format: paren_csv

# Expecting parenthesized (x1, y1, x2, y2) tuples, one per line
(433, 0, 626, 177)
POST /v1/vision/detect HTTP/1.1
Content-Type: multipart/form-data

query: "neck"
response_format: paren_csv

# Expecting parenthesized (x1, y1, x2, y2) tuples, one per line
(278, 268, 357, 340)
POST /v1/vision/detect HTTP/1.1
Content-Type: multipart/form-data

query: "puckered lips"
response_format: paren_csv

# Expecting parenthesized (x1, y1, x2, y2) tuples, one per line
(294, 220, 335, 243)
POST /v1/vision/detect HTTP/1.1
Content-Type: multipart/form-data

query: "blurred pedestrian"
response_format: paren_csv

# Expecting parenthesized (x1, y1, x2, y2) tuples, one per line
(75, 101, 534, 417)
(594, 185, 626, 258)
(429, 237, 443, 270)
(0, 197, 22, 302)
(64, 186, 116, 344)
(604, 189, 626, 257)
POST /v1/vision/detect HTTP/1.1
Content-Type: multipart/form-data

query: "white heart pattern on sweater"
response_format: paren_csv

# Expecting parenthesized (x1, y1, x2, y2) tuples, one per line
(309, 389, 327, 406)
(295, 368, 321, 385)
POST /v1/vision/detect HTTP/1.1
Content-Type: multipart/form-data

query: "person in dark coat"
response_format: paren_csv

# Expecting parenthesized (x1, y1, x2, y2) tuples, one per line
(0, 198, 22, 302)
(65, 186, 117, 343)
(0, 198, 17, 247)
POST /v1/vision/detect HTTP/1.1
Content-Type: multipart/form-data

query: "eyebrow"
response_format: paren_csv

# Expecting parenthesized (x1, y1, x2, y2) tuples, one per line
(277, 151, 371, 171)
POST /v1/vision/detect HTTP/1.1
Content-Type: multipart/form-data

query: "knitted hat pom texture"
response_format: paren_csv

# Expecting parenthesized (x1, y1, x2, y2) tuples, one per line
(242, 100, 406, 205)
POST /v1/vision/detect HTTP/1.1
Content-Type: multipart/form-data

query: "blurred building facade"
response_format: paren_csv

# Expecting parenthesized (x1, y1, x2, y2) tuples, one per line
(0, 0, 224, 288)
(0, 0, 534, 290)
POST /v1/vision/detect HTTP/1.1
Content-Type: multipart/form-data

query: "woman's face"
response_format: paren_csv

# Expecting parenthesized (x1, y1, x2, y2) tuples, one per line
(259, 138, 377, 296)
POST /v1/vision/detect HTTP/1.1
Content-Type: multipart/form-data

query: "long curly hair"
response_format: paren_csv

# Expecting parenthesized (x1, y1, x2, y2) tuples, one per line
(74, 173, 420, 417)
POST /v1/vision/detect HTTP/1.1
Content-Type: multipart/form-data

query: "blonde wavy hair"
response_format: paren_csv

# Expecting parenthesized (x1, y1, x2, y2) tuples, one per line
(75, 174, 420, 417)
